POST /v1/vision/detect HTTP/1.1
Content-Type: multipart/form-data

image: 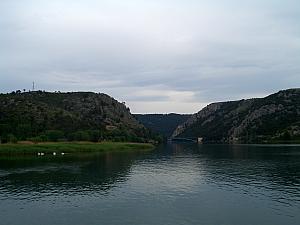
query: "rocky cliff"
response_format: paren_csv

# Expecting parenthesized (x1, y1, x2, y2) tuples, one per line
(172, 89, 300, 143)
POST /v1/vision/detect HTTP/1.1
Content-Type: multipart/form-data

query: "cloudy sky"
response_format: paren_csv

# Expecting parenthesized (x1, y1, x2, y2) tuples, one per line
(0, 0, 299, 113)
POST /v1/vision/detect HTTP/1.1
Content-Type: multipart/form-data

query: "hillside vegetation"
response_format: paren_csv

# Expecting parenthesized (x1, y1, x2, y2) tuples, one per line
(0, 142, 154, 156)
(172, 89, 300, 143)
(0, 91, 158, 143)
(135, 113, 190, 137)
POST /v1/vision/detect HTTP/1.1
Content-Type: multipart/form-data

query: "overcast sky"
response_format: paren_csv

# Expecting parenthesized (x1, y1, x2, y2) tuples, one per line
(0, 0, 299, 113)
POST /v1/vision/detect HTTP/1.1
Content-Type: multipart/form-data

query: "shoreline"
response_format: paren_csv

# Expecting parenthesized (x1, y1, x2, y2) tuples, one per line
(0, 142, 155, 156)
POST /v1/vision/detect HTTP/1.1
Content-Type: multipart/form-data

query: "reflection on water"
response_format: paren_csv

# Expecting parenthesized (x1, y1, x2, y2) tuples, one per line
(0, 152, 144, 199)
(0, 144, 299, 225)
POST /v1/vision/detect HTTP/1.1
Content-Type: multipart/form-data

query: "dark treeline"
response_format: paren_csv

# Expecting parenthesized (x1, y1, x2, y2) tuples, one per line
(134, 113, 191, 138)
(1, 128, 158, 144)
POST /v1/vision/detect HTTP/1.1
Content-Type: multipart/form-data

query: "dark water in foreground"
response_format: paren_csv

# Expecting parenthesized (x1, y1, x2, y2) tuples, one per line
(0, 144, 300, 225)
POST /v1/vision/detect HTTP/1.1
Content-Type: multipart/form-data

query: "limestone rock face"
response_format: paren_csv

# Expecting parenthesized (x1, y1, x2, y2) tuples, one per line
(172, 89, 300, 143)
(171, 103, 222, 138)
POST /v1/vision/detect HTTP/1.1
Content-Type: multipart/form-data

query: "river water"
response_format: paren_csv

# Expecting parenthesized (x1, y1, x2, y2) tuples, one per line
(0, 144, 299, 225)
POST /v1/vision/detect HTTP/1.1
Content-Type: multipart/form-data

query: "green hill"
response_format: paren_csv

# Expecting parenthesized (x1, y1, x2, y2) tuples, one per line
(0, 91, 155, 143)
(172, 89, 300, 143)
(135, 113, 190, 137)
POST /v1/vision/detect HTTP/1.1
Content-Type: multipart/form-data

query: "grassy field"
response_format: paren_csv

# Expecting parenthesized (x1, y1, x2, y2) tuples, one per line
(0, 142, 155, 156)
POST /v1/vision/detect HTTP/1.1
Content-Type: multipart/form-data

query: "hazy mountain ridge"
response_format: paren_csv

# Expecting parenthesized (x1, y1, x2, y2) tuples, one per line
(172, 89, 300, 143)
(135, 113, 191, 137)
(0, 91, 153, 142)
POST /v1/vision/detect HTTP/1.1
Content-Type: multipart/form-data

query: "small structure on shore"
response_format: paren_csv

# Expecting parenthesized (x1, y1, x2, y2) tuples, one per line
(197, 137, 203, 144)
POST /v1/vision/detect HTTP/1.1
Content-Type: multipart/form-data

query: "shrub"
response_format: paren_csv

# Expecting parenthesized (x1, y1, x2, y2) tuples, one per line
(72, 131, 90, 141)
(28, 135, 48, 143)
(45, 130, 65, 142)
(7, 134, 18, 143)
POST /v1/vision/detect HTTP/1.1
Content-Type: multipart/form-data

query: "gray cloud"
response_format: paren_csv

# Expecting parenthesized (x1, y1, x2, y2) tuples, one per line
(0, 0, 299, 113)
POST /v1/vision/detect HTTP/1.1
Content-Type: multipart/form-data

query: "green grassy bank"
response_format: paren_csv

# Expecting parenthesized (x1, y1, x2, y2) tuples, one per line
(0, 142, 155, 156)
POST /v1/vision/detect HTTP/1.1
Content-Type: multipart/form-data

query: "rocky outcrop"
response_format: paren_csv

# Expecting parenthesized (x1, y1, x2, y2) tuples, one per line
(171, 103, 222, 138)
(172, 89, 300, 143)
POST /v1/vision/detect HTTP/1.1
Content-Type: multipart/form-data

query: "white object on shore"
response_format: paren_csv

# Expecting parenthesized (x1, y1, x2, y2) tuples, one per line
(53, 152, 56, 156)
(37, 152, 41, 156)
(41, 153, 45, 156)
(61, 152, 65, 155)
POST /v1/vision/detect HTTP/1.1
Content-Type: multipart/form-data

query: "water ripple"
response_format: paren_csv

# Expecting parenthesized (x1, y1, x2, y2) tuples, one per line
(0, 144, 300, 225)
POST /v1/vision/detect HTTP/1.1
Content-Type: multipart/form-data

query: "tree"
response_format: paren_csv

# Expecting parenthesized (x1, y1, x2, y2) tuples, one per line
(281, 131, 291, 140)
(45, 130, 64, 142)
(72, 131, 90, 141)
(7, 134, 18, 143)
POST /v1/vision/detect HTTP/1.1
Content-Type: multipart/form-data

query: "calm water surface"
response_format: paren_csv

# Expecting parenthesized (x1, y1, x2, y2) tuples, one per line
(0, 144, 300, 225)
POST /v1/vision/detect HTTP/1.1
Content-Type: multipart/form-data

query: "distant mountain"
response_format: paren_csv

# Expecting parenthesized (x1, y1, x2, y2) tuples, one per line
(0, 91, 154, 143)
(135, 113, 191, 137)
(172, 89, 300, 143)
